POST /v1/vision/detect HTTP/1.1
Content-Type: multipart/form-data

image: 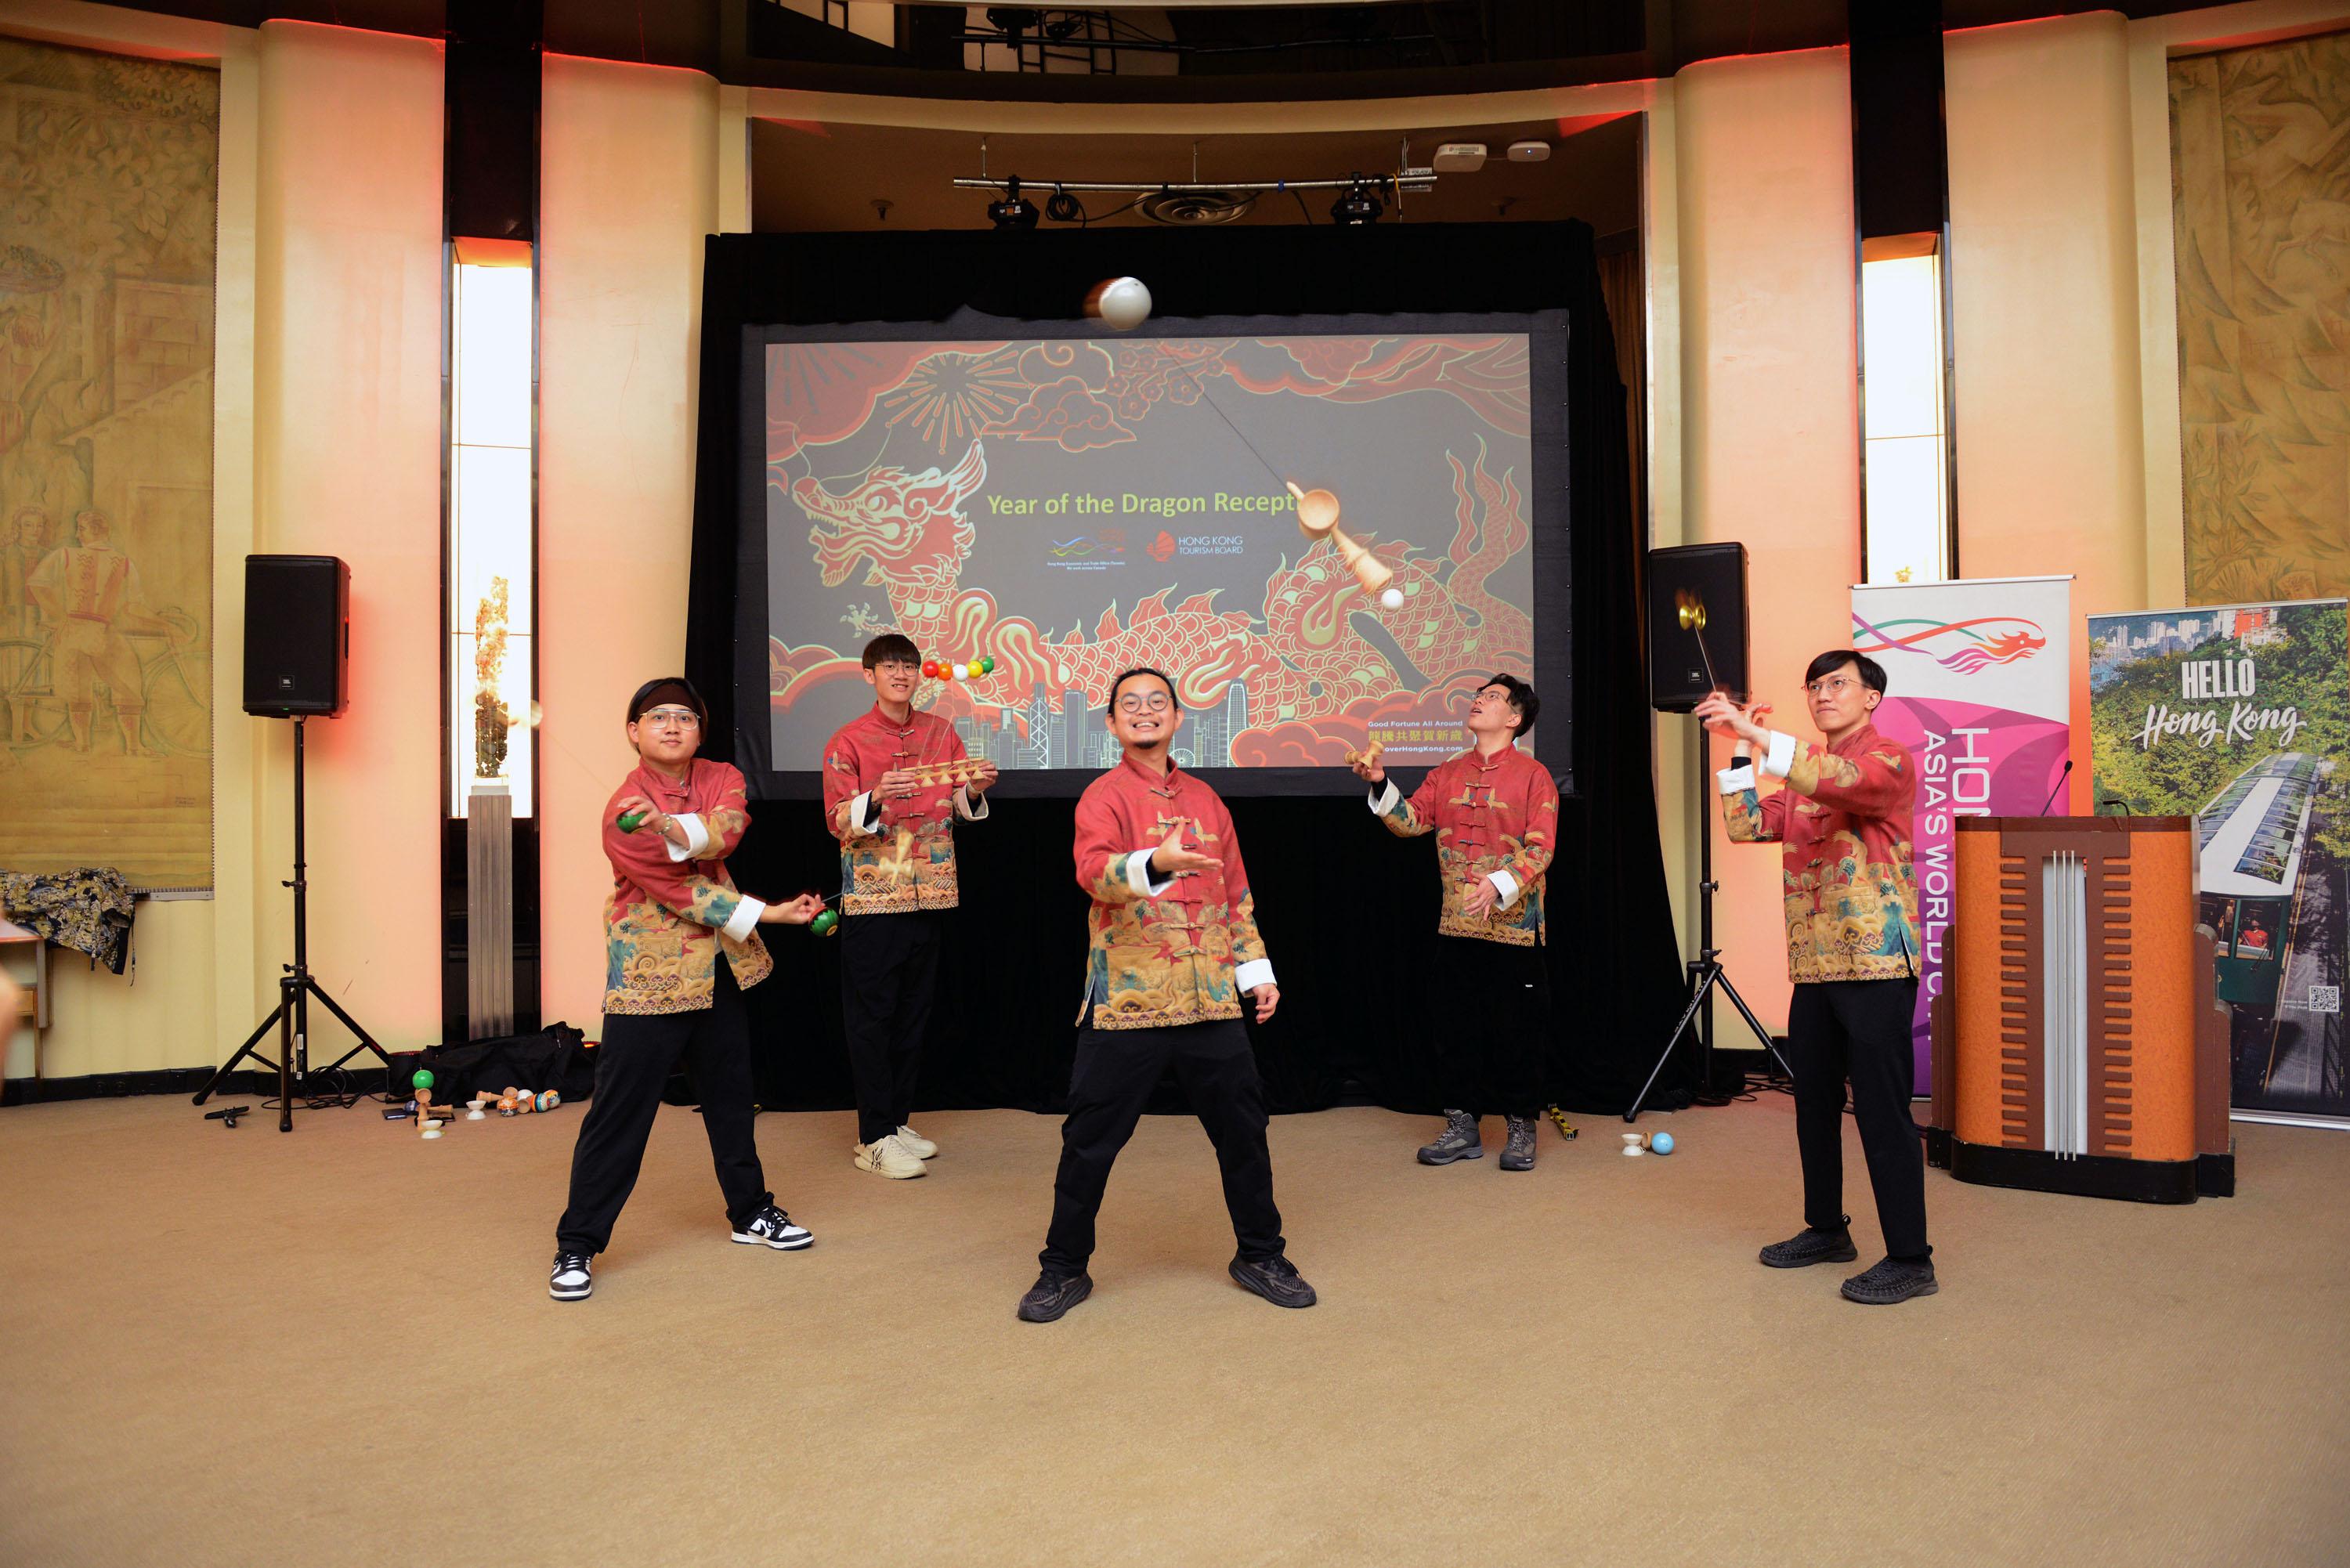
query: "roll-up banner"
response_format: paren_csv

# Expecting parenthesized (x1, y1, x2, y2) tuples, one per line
(2088, 598, 2348, 1124)
(1852, 576, 2075, 1093)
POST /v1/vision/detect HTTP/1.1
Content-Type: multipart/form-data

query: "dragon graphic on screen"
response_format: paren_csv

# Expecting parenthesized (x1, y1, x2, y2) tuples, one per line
(766, 336, 1538, 770)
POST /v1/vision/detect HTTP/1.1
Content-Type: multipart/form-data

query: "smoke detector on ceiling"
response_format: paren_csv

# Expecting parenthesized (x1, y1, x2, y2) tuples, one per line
(1432, 143, 1488, 172)
(1506, 140, 1551, 163)
(1139, 190, 1258, 226)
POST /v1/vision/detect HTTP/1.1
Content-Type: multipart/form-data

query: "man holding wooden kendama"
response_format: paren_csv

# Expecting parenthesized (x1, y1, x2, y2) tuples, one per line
(1351, 675, 1561, 1170)
(821, 634, 996, 1180)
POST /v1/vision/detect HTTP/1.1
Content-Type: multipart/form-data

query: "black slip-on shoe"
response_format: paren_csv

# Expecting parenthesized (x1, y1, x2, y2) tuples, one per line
(1758, 1226, 1860, 1269)
(1841, 1256, 1939, 1305)
(1229, 1254, 1317, 1309)
(1017, 1271, 1094, 1323)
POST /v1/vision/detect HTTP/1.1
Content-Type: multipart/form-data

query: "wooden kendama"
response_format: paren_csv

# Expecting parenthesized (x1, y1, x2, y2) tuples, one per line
(1288, 482, 1403, 609)
(1343, 739, 1386, 770)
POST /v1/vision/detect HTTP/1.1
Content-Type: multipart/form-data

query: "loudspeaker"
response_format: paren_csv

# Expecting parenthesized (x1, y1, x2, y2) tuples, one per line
(1647, 543, 1750, 712)
(243, 555, 349, 717)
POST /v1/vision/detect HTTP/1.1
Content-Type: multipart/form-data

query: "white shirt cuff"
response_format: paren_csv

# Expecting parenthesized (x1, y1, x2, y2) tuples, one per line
(1717, 764, 1756, 795)
(1490, 869, 1522, 909)
(848, 791, 880, 833)
(1235, 958, 1275, 993)
(955, 783, 989, 822)
(664, 812, 711, 862)
(1760, 730, 1798, 779)
(1125, 847, 1174, 897)
(721, 898, 764, 941)
(1369, 779, 1400, 814)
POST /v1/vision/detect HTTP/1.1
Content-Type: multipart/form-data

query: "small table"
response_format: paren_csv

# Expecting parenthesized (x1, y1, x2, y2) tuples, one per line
(0, 920, 49, 1080)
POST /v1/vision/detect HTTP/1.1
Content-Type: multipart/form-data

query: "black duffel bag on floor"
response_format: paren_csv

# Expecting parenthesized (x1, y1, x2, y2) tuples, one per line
(387, 1022, 595, 1105)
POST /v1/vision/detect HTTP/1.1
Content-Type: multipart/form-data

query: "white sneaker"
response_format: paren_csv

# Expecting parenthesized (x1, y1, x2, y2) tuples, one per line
(895, 1123, 938, 1160)
(854, 1133, 927, 1180)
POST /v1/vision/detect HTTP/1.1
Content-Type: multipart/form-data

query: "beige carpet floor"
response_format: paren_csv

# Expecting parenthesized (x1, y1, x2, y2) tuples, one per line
(2, 1092, 2345, 1568)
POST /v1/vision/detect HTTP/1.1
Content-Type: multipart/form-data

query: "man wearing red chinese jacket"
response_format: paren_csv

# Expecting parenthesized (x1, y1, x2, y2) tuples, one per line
(820, 634, 996, 1180)
(1696, 650, 1935, 1306)
(1016, 667, 1314, 1322)
(1351, 675, 1560, 1170)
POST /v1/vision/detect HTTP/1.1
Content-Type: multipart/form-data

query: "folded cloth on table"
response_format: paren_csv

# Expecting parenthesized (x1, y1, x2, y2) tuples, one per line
(0, 867, 136, 975)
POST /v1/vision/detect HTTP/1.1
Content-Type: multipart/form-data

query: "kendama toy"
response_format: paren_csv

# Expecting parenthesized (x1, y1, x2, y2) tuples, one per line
(898, 757, 990, 789)
(1343, 739, 1386, 770)
(616, 808, 649, 833)
(1288, 482, 1404, 610)
(409, 1068, 457, 1136)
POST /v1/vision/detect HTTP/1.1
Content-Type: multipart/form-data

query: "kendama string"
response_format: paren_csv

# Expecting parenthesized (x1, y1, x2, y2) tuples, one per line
(1165, 355, 1294, 493)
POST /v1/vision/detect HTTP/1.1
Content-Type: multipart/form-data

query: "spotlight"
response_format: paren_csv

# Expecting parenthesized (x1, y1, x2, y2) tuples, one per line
(988, 176, 1039, 231)
(1330, 175, 1385, 226)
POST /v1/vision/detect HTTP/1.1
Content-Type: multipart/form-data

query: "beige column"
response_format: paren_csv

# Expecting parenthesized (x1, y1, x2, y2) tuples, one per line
(539, 57, 723, 1029)
(249, 20, 447, 1049)
(1947, 13, 2147, 800)
(1672, 47, 1860, 1036)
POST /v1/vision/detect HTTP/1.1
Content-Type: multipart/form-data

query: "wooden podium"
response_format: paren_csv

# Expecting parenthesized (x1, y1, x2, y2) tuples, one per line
(1928, 816, 2236, 1202)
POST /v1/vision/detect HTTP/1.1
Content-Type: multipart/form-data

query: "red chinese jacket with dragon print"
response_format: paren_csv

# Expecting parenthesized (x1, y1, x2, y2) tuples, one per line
(1717, 722, 1922, 985)
(1369, 742, 1559, 946)
(1073, 756, 1274, 1031)
(602, 760, 772, 1016)
(822, 705, 988, 916)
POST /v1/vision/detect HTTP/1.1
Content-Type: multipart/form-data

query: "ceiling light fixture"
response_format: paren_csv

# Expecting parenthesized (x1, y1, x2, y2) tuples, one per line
(1329, 175, 1386, 226)
(987, 175, 1039, 230)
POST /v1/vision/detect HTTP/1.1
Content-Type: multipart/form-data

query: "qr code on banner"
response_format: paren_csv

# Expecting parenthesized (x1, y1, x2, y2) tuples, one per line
(2309, 985, 2342, 1015)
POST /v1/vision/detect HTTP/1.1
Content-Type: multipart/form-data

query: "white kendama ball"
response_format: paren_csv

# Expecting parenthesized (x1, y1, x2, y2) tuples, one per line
(952, 663, 970, 681)
(1089, 276, 1152, 331)
(1379, 587, 1405, 611)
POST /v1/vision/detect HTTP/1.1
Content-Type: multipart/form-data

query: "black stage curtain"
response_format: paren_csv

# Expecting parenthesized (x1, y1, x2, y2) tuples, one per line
(684, 222, 1694, 1117)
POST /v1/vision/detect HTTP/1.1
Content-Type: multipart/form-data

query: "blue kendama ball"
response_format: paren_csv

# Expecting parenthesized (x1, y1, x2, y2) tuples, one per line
(1650, 1131, 1675, 1155)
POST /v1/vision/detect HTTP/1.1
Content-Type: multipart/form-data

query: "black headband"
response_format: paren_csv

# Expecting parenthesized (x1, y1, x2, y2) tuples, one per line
(627, 678, 706, 726)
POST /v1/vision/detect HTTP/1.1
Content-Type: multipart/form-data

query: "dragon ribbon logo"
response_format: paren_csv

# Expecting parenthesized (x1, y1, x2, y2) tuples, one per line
(1852, 612, 2046, 675)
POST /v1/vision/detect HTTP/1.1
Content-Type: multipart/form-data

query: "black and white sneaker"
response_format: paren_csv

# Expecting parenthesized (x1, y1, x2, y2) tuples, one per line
(732, 1204, 814, 1250)
(550, 1252, 593, 1301)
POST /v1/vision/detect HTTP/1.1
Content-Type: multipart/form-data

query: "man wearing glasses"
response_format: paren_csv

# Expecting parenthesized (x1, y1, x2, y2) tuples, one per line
(1351, 674, 1560, 1170)
(1694, 651, 1935, 1306)
(550, 677, 823, 1302)
(820, 634, 996, 1179)
(1016, 667, 1314, 1321)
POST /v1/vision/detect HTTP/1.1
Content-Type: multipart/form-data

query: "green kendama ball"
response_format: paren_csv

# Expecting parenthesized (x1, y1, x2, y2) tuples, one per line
(977, 655, 995, 676)
(811, 909, 838, 937)
(617, 809, 647, 833)
(411, 1068, 434, 1090)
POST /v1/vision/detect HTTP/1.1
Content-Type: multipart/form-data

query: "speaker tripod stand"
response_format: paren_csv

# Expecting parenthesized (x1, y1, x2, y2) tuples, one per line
(193, 716, 390, 1131)
(1625, 717, 1795, 1121)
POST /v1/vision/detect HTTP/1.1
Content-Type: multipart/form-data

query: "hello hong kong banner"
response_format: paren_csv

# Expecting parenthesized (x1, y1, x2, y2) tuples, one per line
(2089, 598, 2350, 1122)
(1852, 577, 2074, 1094)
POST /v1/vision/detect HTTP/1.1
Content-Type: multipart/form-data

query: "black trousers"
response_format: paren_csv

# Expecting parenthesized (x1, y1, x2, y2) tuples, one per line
(1784, 978, 1930, 1261)
(555, 963, 771, 1255)
(1040, 1017, 1285, 1277)
(840, 909, 942, 1145)
(1432, 934, 1552, 1118)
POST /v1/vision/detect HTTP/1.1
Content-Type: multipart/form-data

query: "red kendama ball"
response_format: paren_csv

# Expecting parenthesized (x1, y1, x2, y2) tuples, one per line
(921, 660, 939, 678)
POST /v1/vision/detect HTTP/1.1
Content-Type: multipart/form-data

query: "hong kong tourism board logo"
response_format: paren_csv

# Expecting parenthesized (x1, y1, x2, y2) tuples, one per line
(1145, 530, 1246, 561)
(1852, 612, 2047, 676)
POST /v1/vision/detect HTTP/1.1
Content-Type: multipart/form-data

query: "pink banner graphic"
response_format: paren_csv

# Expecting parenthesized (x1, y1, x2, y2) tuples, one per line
(1853, 579, 2074, 1092)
